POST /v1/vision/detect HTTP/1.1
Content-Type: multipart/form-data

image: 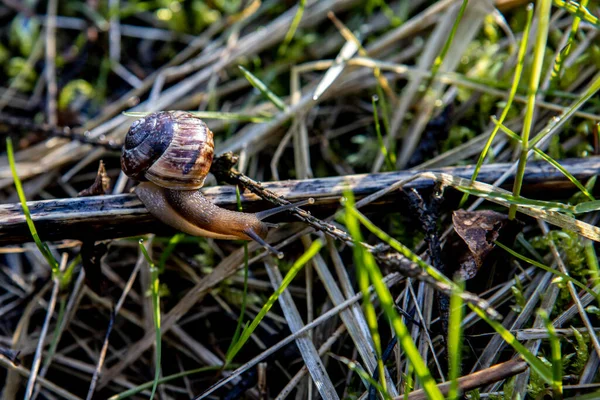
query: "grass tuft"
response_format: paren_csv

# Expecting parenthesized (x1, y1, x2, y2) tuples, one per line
(6, 137, 59, 274)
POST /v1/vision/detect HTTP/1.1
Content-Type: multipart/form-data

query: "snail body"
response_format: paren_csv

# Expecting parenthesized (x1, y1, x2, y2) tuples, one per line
(134, 182, 267, 241)
(121, 111, 306, 256)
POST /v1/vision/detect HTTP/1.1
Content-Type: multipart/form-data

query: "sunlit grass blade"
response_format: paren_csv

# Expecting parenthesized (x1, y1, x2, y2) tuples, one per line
(529, 72, 600, 149)
(448, 281, 465, 400)
(278, 0, 306, 56)
(553, 0, 600, 28)
(346, 206, 449, 284)
(226, 239, 323, 363)
(538, 309, 563, 396)
(238, 65, 287, 111)
(157, 233, 185, 273)
(469, 305, 553, 384)
(510, 0, 552, 219)
(329, 353, 393, 400)
(6, 137, 59, 274)
(123, 110, 272, 122)
(343, 190, 443, 400)
(372, 95, 395, 171)
(460, 4, 533, 206)
(107, 365, 222, 400)
(139, 239, 161, 400)
(423, 171, 600, 243)
(438, 172, 580, 214)
(60, 253, 81, 289)
(429, 0, 469, 81)
(572, 199, 600, 215)
(585, 240, 600, 283)
(550, 0, 587, 84)
(344, 189, 387, 393)
(495, 241, 600, 303)
(492, 117, 594, 200)
(348, 202, 503, 318)
(550, 42, 572, 85)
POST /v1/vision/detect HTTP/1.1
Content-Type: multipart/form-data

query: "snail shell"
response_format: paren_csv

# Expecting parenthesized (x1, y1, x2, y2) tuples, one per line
(120, 111, 214, 190)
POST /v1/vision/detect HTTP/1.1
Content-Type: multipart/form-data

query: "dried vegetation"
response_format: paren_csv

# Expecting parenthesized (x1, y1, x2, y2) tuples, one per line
(1, 0, 600, 399)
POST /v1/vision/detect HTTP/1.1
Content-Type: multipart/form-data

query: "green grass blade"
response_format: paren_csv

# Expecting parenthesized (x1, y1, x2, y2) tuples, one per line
(238, 65, 287, 111)
(492, 117, 594, 200)
(6, 137, 59, 274)
(139, 240, 161, 400)
(329, 353, 393, 400)
(584, 240, 600, 283)
(372, 95, 395, 171)
(529, 72, 600, 149)
(60, 254, 81, 289)
(460, 4, 533, 206)
(553, 0, 600, 28)
(572, 199, 600, 215)
(495, 241, 600, 303)
(157, 233, 185, 273)
(343, 191, 443, 400)
(226, 239, 323, 363)
(550, 42, 572, 85)
(448, 281, 465, 400)
(550, 0, 587, 84)
(539, 309, 563, 396)
(510, 0, 552, 219)
(347, 203, 502, 319)
(429, 0, 469, 81)
(278, 0, 306, 56)
(344, 189, 387, 393)
(346, 206, 451, 286)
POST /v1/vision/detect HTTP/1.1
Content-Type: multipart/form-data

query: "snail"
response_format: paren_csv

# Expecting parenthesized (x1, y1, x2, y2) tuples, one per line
(120, 111, 312, 258)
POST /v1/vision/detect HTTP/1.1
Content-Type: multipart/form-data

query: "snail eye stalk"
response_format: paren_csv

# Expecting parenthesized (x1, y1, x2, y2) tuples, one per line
(245, 229, 284, 259)
(254, 198, 315, 221)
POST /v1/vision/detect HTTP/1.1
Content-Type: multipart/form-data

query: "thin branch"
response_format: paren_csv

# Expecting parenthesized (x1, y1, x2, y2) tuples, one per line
(1, 156, 597, 246)
(401, 359, 528, 400)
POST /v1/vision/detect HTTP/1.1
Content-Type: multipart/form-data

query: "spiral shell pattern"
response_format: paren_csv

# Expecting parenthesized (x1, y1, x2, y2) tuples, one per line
(121, 111, 214, 190)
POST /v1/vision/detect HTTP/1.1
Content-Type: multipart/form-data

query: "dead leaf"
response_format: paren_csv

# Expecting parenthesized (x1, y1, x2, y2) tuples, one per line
(445, 210, 523, 280)
(78, 160, 111, 197)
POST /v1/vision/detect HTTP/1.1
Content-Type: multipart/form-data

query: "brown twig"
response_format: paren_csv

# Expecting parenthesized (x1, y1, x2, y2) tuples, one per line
(401, 358, 528, 400)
